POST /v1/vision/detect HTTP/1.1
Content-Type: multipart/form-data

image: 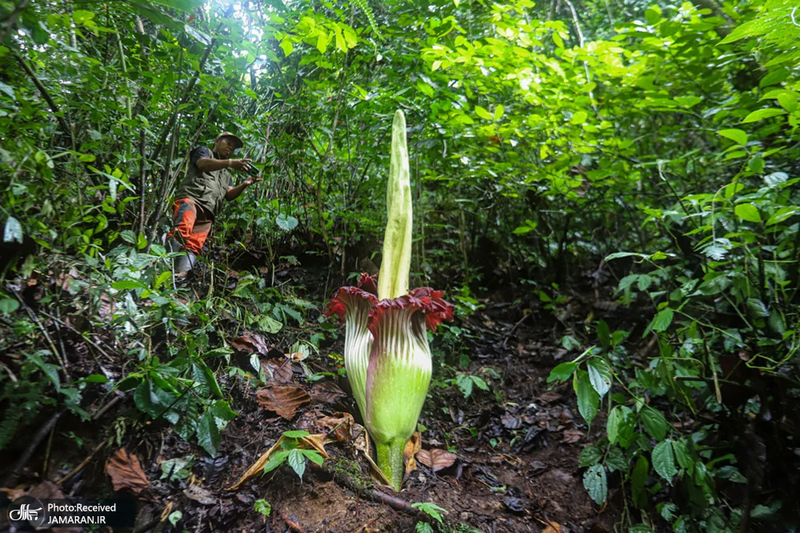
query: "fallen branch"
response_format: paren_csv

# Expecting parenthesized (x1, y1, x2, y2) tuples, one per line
(1, 410, 63, 487)
(56, 438, 109, 486)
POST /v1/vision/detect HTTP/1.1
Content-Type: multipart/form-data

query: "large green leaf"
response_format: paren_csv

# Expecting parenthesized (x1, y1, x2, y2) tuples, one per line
(197, 410, 221, 457)
(587, 358, 612, 397)
(652, 440, 677, 482)
(583, 464, 607, 505)
(573, 370, 599, 425)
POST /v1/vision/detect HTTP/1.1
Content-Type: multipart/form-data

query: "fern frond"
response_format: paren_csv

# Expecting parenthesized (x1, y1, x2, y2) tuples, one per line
(0, 408, 23, 451)
(349, 0, 383, 41)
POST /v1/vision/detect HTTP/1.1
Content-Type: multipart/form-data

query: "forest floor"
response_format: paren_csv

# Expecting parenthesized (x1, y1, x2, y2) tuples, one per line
(0, 255, 627, 533)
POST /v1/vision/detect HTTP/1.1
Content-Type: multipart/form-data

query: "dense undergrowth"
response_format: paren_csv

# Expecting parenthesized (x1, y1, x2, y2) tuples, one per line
(2, 0, 800, 530)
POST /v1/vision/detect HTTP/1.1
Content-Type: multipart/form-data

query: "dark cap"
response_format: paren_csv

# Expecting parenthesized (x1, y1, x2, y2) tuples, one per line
(215, 131, 244, 149)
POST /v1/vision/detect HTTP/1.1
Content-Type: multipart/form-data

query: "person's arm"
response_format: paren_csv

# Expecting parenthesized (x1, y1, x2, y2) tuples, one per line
(196, 157, 252, 173)
(225, 175, 263, 201)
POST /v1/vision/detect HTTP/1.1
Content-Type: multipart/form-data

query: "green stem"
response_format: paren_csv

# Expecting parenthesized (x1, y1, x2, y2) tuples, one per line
(375, 440, 405, 491)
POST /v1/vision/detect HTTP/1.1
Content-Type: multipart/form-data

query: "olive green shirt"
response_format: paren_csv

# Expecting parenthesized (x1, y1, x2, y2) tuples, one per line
(174, 146, 232, 217)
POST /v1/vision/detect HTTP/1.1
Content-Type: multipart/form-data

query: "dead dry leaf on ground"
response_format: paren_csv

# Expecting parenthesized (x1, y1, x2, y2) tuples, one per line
(309, 381, 345, 404)
(261, 358, 294, 383)
(561, 428, 584, 443)
(417, 448, 457, 472)
(404, 431, 422, 474)
(316, 412, 354, 442)
(230, 333, 270, 355)
(256, 384, 310, 419)
(183, 485, 216, 505)
(27, 481, 81, 533)
(538, 391, 562, 403)
(542, 522, 561, 533)
(105, 448, 149, 493)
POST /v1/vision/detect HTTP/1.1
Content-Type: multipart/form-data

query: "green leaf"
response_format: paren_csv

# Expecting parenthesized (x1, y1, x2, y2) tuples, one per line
(766, 206, 799, 226)
(630, 456, 649, 508)
(84, 374, 110, 383)
(112, 280, 147, 290)
(763, 171, 789, 188)
(474, 105, 492, 120)
(734, 203, 762, 223)
(652, 440, 677, 482)
(197, 410, 221, 457)
(717, 128, 747, 145)
(276, 214, 299, 232)
(641, 407, 669, 441)
(579, 445, 602, 467)
(605, 446, 627, 473)
(547, 361, 577, 383)
(648, 309, 674, 333)
(3, 216, 23, 244)
(741, 108, 786, 123)
(154, 271, 171, 290)
(72, 9, 95, 24)
(283, 430, 311, 438)
(494, 105, 504, 121)
(596, 320, 610, 349)
(777, 92, 798, 112)
(607, 405, 626, 445)
(280, 39, 293, 57)
(263, 450, 290, 473)
(160, 455, 195, 481)
(256, 315, 283, 334)
(587, 358, 612, 398)
(746, 298, 769, 318)
(287, 448, 306, 479)
(0, 298, 20, 315)
(254, 499, 272, 517)
(583, 464, 607, 505)
(301, 449, 324, 466)
(570, 110, 588, 124)
(574, 370, 600, 425)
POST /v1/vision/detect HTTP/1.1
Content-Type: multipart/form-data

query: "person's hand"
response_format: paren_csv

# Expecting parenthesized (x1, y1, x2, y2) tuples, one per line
(228, 158, 252, 171)
(243, 176, 263, 186)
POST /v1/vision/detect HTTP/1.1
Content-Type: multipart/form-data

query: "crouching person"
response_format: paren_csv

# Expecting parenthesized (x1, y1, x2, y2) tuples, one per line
(167, 132, 262, 273)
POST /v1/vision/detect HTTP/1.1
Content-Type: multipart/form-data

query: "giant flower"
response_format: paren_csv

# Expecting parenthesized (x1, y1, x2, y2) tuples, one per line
(326, 111, 453, 490)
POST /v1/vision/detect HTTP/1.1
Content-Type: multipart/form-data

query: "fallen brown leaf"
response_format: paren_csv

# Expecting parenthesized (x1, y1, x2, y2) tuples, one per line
(561, 428, 584, 444)
(309, 381, 345, 404)
(28, 481, 81, 533)
(256, 384, 311, 419)
(316, 412, 354, 443)
(417, 448, 457, 472)
(404, 431, 422, 474)
(230, 333, 270, 355)
(543, 522, 561, 533)
(183, 485, 216, 505)
(105, 448, 149, 494)
(538, 391, 562, 403)
(261, 358, 294, 383)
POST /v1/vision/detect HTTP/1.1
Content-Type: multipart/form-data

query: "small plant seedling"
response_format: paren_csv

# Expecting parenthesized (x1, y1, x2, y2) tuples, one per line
(263, 430, 324, 480)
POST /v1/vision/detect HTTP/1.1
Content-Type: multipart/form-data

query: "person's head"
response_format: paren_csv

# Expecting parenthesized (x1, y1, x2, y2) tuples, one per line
(213, 132, 244, 159)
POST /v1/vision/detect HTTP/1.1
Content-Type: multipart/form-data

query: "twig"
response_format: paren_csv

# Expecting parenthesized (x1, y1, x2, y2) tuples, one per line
(2, 410, 63, 487)
(12, 290, 68, 373)
(12, 52, 75, 146)
(56, 438, 109, 486)
(42, 415, 57, 479)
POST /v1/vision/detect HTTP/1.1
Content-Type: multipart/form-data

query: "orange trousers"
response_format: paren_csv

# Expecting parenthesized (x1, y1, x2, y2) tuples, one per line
(167, 198, 212, 254)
